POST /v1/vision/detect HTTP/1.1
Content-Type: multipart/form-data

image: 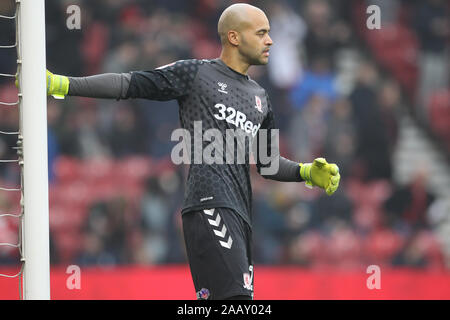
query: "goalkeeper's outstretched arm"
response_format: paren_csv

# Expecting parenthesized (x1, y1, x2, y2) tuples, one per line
(46, 70, 131, 100)
(67, 73, 131, 100)
(45, 59, 201, 101)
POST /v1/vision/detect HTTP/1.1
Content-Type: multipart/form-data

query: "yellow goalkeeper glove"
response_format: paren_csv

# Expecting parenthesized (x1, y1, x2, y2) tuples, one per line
(15, 70, 69, 99)
(299, 158, 340, 195)
(46, 70, 69, 99)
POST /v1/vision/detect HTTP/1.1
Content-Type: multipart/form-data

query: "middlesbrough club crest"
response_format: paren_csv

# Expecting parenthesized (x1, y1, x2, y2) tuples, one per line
(243, 265, 254, 291)
(255, 96, 263, 113)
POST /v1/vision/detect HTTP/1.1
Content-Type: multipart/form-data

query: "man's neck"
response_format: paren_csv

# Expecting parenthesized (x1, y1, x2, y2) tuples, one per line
(219, 51, 250, 75)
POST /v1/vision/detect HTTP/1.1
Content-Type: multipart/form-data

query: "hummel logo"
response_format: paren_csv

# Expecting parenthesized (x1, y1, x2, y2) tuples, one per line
(203, 209, 233, 249)
(219, 236, 233, 249)
(203, 208, 215, 216)
(208, 214, 221, 227)
(218, 82, 228, 94)
(213, 224, 227, 238)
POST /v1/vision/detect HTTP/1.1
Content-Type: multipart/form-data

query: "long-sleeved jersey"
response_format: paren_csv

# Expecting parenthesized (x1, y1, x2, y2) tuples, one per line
(69, 58, 302, 226)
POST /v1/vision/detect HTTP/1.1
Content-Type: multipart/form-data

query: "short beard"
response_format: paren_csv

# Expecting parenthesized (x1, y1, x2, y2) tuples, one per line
(239, 35, 266, 66)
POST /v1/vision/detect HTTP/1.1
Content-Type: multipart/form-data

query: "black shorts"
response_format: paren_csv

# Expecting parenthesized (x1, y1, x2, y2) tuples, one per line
(182, 207, 253, 300)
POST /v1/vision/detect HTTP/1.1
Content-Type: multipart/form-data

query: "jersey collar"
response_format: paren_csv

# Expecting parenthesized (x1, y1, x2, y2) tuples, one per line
(212, 58, 250, 81)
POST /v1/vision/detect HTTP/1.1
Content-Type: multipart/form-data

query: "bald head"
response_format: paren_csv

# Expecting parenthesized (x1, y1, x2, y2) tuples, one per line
(218, 3, 266, 45)
(217, 3, 272, 72)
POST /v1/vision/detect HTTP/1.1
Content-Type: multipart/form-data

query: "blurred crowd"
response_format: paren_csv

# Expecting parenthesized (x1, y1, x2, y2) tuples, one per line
(0, 0, 449, 270)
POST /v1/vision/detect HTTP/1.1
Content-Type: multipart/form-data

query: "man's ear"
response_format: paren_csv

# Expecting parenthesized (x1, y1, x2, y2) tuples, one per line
(228, 30, 239, 46)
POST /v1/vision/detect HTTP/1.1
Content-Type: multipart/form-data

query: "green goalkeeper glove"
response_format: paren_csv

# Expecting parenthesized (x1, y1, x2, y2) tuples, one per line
(299, 158, 340, 195)
(46, 70, 69, 99)
(15, 70, 69, 99)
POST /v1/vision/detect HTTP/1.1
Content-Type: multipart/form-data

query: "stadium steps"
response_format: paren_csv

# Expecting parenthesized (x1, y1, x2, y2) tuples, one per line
(393, 112, 450, 267)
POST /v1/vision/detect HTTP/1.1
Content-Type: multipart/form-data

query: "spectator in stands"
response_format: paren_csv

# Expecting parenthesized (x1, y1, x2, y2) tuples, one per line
(383, 166, 435, 232)
(289, 55, 337, 112)
(265, 1, 306, 90)
(323, 97, 357, 178)
(77, 197, 133, 265)
(252, 195, 289, 264)
(413, 0, 449, 118)
(377, 79, 402, 156)
(392, 229, 445, 269)
(349, 61, 392, 181)
(287, 94, 330, 161)
(137, 176, 172, 264)
(108, 103, 148, 158)
(45, 0, 84, 76)
(311, 189, 354, 233)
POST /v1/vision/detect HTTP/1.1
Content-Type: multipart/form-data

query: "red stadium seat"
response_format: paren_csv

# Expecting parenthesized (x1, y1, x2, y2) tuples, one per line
(81, 157, 115, 183)
(364, 228, 404, 266)
(52, 229, 82, 264)
(49, 203, 86, 232)
(328, 227, 363, 268)
(56, 181, 92, 208)
(413, 230, 445, 269)
(353, 205, 382, 231)
(290, 231, 328, 268)
(53, 156, 81, 183)
(346, 179, 391, 211)
(114, 156, 152, 183)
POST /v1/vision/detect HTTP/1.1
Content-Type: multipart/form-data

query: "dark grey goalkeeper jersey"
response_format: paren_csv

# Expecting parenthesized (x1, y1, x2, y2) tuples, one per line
(70, 58, 302, 226)
(125, 58, 303, 226)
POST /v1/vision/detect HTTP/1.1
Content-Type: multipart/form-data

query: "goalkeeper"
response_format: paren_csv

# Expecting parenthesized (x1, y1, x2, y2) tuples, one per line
(42, 3, 340, 300)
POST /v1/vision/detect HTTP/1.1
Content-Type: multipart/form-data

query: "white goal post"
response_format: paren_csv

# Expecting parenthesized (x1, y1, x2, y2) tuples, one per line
(18, 0, 50, 300)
